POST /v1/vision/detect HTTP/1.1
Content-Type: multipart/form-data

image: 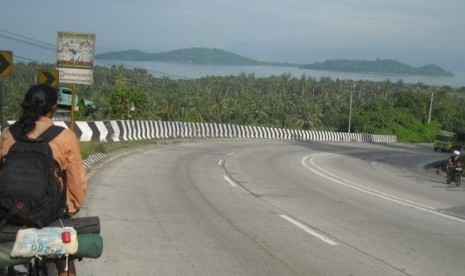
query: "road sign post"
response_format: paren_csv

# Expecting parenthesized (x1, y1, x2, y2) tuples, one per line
(38, 69, 59, 89)
(69, 83, 77, 131)
(0, 50, 13, 130)
(0, 51, 13, 77)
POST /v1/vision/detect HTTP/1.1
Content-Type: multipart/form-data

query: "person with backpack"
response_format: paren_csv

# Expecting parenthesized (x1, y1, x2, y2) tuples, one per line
(0, 84, 87, 276)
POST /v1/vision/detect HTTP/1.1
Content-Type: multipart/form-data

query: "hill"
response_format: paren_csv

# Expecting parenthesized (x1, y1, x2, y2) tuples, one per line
(95, 48, 453, 77)
(95, 47, 260, 65)
(299, 59, 454, 77)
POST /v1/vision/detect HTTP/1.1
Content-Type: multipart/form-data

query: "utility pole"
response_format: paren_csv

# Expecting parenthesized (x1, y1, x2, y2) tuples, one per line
(348, 81, 355, 133)
(428, 91, 434, 124)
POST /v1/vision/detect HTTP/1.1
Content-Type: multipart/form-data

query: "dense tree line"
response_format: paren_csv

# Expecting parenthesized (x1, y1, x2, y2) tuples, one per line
(3, 62, 465, 142)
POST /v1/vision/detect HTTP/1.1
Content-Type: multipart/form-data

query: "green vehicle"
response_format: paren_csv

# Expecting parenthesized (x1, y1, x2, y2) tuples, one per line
(434, 130, 465, 152)
(57, 87, 79, 110)
(57, 87, 98, 114)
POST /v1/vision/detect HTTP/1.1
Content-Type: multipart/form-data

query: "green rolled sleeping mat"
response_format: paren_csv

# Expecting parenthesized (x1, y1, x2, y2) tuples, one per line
(0, 216, 101, 242)
(0, 233, 103, 268)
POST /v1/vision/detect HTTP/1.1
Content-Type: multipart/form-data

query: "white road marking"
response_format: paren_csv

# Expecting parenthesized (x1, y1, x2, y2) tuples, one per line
(220, 153, 336, 246)
(280, 214, 338, 246)
(223, 175, 238, 187)
(302, 153, 465, 223)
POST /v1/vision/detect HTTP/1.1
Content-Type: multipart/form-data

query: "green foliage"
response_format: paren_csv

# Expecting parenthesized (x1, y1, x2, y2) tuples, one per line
(73, 100, 87, 121)
(4, 62, 465, 143)
(110, 86, 148, 119)
(395, 90, 428, 123)
(352, 101, 396, 134)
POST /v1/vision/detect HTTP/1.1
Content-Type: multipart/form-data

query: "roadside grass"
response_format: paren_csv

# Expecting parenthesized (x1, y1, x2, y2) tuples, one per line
(79, 139, 159, 159)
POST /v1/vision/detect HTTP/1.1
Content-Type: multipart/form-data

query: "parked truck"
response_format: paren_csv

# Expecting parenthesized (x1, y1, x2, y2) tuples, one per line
(434, 130, 465, 152)
(57, 87, 79, 111)
(57, 87, 97, 115)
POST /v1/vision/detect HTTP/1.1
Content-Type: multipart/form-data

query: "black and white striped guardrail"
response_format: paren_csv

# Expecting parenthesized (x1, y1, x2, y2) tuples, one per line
(4, 120, 396, 169)
(5, 120, 397, 143)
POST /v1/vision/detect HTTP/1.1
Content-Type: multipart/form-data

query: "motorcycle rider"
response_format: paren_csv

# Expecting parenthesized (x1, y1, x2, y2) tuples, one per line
(447, 151, 461, 173)
(446, 150, 462, 183)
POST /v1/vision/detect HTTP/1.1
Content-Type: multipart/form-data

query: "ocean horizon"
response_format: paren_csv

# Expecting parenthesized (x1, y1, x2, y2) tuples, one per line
(100, 60, 465, 88)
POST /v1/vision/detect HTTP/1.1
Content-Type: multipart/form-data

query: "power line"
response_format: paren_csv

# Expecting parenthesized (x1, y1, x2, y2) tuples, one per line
(13, 55, 41, 63)
(0, 28, 55, 50)
(0, 28, 191, 80)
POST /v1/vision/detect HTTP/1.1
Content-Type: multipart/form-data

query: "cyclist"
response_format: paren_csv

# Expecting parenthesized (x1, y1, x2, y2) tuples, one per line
(0, 84, 87, 276)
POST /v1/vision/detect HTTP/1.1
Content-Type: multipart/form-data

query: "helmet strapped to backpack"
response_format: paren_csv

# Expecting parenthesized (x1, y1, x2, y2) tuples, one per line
(0, 126, 67, 228)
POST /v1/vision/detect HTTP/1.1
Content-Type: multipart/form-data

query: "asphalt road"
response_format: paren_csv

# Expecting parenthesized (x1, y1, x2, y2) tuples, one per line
(78, 141, 465, 276)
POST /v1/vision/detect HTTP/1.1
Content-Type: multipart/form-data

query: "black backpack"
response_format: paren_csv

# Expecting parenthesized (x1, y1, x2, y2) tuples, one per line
(0, 125, 67, 228)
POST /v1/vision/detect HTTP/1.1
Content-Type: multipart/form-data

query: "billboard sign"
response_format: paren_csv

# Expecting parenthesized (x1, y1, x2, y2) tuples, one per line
(56, 31, 95, 85)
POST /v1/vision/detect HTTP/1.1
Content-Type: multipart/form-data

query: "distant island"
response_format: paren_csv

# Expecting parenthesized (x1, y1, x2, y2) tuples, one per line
(96, 47, 454, 77)
(96, 48, 260, 65)
(299, 59, 454, 77)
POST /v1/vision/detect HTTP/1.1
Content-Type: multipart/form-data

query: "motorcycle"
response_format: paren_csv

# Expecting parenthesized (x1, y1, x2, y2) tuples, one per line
(447, 161, 463, 186)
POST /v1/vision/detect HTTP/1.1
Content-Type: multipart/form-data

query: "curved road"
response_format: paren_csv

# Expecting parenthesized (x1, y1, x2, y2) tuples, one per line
(78, 141, 465, 276)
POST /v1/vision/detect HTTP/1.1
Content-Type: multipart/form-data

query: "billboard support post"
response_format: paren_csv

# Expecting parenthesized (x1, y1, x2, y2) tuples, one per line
(70, 83, 77, 131)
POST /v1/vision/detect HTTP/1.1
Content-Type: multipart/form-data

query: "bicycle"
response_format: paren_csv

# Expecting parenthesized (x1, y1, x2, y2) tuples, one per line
(0, 216, 103, 276)
(6, 257, 57, 276)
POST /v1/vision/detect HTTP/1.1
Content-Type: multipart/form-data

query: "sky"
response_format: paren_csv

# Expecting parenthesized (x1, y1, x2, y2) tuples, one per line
(1, 0, 464, 70)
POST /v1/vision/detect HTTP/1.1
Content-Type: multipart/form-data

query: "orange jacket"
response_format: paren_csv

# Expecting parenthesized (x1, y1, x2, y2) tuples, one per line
(0, 116, 87, 214)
